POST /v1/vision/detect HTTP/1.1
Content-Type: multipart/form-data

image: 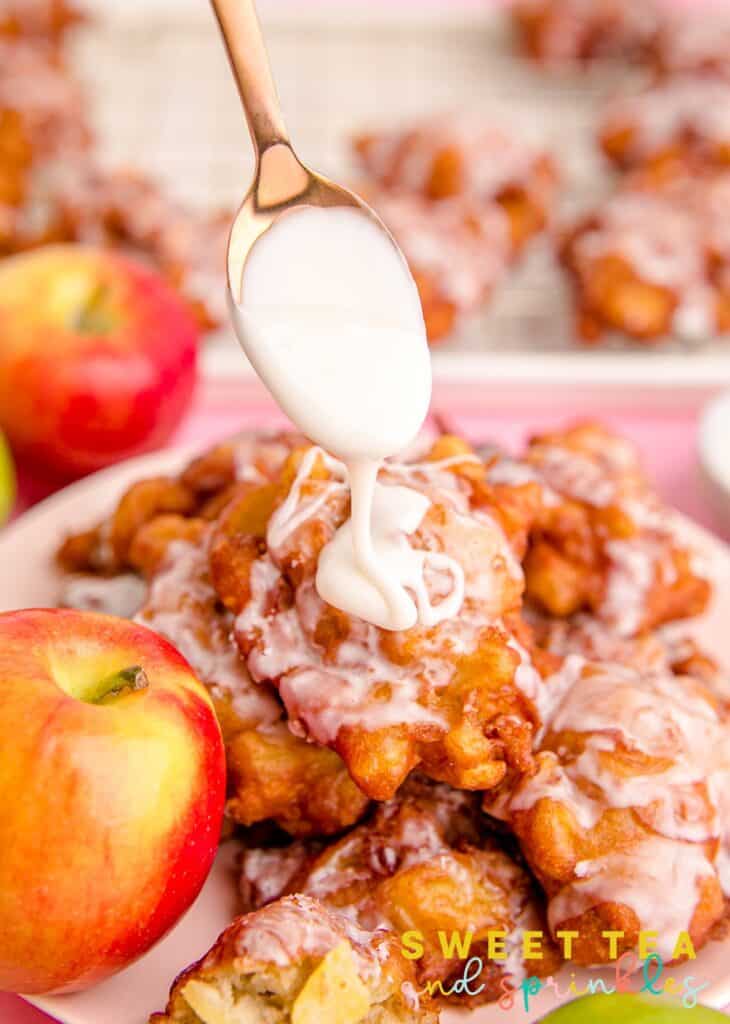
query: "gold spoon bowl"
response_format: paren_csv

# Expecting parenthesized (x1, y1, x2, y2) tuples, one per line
(210, 0, 404, 303)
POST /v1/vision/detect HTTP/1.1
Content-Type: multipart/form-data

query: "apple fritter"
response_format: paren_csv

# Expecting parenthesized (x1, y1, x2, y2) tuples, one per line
(0, 25, 229, 331)
(353, 116, 557, 256)
(363, 190, 511, 344)
(0, 38, 90, 254)
(0, 0, 85, 42)
(487, 658, 727, 965)
(528, 607, 724, 694)
(219, 438, 547, 801)
(238, 840, 317, 913)
(181, 434, 307, 498)
(559, 184, 730, 345)
(488, 423, 712, 635)
(225, 722, 370, 839)
(128, 515, 209, 579)
(511, 0, 659, 65)
(600, 78, 730, 179)
(241, 778, 561, 1007)
(652, 15, 730, 80)
(136, 535, 369, 838)
(136, 536, 281, 733)
(149, 894, 437, 1024)
(57, 433, 300, 576)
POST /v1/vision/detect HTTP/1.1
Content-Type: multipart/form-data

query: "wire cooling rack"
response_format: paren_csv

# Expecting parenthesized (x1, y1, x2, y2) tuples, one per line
(68, 0, 730, 392)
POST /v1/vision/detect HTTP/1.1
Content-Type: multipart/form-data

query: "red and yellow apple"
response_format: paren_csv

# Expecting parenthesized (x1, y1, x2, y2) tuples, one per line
(0, 245, 199, 480)
(0, 608, 226, 995)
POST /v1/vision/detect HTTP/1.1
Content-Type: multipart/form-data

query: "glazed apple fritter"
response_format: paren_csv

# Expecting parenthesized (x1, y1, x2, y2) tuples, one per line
(0, 0, 84, 42)
(651, 15, 730, 81)
(363, 190, 512, 344)
(150, 894, 437, 1024)
(558, 175, 730, 345)
(527, 606, 724, 694)
(57, 434, 302, 578)
(0, 37, 90, 254)
(488, 423, 712, 633)
(600, 78, 730, 180)
(240, 778, 561, 1007)
(135, 528, 370, 839)
(0, 1, 232, 329)
(487, 658, 728, 966)
(53, 423, 730, 1012)
(354, 116, 557, 256)
(511, 0, 660, 65)
(220, 437, 546, 801)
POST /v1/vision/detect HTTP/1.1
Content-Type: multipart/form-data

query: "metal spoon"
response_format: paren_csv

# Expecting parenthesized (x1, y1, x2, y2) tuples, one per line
(209, 0, 404, 303)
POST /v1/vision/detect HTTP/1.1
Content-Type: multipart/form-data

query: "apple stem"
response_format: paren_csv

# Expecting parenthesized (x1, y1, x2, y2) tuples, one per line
(89, 665, 150, 705)
(74, 283, 113, 335)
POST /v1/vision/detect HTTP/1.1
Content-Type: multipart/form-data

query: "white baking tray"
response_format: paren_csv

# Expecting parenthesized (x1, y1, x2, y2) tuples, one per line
(70, 0, 730, 391)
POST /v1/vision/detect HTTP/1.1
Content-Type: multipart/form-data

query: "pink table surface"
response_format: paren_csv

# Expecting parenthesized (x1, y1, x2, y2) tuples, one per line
(2, 376, 730, 1023)
(13, 376, 729, 539)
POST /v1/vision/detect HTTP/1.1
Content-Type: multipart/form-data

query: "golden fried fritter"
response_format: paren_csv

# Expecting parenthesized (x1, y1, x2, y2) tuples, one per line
(226, 440, 545, 800)
(0, 0, 84, 42)
(51, 424, 728, 995)
(0, 38, 89, 254)
(128, 515, 208, 579)
(600, 78, 730, 179)
(362, 191, 511, 344)
(57, 434, 299, 575)
(511, 0, 659, 65)
(354, 116, 557, 255)
(488, 423, 712, 634)
(528, 606, 722, 688)
(559, 180, 730, 345)
(651, 15, 730, 81)
(137, 534, 368, 838)
(226, 723, 370, 839)
(241, 779, 561, 1007)
(488, 658, 726, 965)
(150, 895, 437, 1024)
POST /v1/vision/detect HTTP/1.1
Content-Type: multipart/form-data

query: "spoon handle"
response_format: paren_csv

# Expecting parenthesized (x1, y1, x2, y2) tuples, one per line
(210, 0, 289, 154)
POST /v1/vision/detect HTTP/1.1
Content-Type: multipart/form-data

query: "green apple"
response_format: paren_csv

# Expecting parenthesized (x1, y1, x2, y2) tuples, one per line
(0, 430, 15, 525)
(541, 994, 726, 1022)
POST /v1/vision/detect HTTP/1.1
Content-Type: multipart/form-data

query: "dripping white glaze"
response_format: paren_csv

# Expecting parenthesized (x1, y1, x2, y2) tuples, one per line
(230, 204, 467, 632)
(318, 460, 464, 631)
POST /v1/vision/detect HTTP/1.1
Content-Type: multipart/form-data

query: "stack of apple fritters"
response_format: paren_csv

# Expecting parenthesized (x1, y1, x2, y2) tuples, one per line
(57, 423, 730, 1023)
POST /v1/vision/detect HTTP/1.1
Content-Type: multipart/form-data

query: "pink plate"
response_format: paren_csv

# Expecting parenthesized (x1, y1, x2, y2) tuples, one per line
(0, 446, 728, 1024)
